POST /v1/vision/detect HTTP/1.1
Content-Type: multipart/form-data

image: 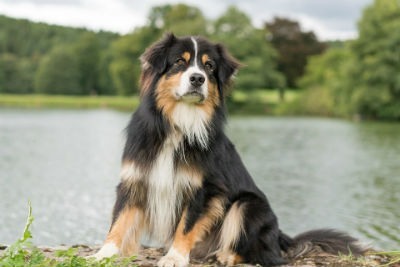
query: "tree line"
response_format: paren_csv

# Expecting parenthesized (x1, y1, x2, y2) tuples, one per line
(0, 0, 398, 120)
(0, 4, 324, 96)
(297, 0, 399, 120)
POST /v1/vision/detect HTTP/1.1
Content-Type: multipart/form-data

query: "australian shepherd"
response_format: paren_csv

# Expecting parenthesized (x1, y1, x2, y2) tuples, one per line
(92, 34, 365, 266)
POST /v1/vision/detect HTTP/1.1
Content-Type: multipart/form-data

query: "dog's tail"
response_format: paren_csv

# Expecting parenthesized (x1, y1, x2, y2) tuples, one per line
(279, 229, 369, 259)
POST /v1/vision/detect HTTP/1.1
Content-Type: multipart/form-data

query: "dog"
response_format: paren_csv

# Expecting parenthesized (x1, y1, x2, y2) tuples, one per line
(92, 33, 366, 266)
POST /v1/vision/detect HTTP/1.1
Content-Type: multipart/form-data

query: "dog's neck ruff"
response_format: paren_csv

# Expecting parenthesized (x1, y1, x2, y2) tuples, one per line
(172, 102, 210, 149)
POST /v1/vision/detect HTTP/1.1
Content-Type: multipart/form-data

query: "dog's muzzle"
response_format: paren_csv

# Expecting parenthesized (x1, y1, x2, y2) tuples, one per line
(181, 87, 205, 103)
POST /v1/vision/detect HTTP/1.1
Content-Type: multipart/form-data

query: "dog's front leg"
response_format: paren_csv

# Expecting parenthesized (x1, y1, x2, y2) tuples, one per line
(91, 175, 146, 261)
(93, 206, 143, 260)
(158, 198, 225, 267)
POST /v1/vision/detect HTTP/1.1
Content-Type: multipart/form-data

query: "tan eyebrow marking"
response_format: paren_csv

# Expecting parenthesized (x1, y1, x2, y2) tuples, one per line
(202, 54, 210, 65)
(182, 52, 190, 63)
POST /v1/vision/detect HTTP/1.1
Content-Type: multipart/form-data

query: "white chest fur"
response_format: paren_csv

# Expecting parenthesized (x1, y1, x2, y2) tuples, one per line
(146, 133, 201, 244)
(147, 134, 180, 243)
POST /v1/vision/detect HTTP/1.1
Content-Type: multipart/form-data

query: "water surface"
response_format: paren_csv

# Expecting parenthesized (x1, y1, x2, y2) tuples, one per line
(0, 109, 399, 250)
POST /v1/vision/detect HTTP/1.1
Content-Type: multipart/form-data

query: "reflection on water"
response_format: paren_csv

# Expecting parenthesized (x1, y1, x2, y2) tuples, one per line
(0, 109, 399, 249)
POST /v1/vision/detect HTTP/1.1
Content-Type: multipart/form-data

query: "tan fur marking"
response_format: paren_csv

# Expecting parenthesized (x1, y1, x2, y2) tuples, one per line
(200, 54, 219, 118)
(177, 164, 203, 190)
(172, 198, 225, 256)
(106, 207, 144, 256)
(200, 81, 219, 118)
(139, 68, 155, 97)
(120, 160, 141, 182)
(219, 202, 245, 252)
(216, 250, 244, 266)
(201, 54, 210, 65)
(155, 74, 182, 121)
(182, 52, 190, 63)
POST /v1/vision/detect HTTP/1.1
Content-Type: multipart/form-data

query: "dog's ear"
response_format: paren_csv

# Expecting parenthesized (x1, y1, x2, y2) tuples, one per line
(139, 33, 177, 96)
(140, 33, 177, 73)
(216, 43, 241, 92)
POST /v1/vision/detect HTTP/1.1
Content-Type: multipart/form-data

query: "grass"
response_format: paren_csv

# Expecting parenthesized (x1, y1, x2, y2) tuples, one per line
(0, 202, 137, 267)
(231, 89, 299, 104)
(0, 94, 140, 111)
(374, 251, 400, 266)
(0, 89, 299, 115)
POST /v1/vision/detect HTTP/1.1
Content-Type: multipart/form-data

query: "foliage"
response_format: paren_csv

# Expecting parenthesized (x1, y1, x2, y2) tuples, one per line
(108, 26, 160, 95)
(0, 4, 289, 96)
(74, 32, 101, 95)
(346, 0, 400, 120)
(3, 1, 399, 120)
(0, 15, 118, 95)
(374, 251, 400, 266)
(265, 17, 326, 88)
(290, 0, 400, 120)
(0, 54, 35, 94)
(149, 4, 207, 36)
(34, 46, 82, 95)
(212, 6, 285, 89)
(296, 46, 353, 116)
(0, 203, 136, 267)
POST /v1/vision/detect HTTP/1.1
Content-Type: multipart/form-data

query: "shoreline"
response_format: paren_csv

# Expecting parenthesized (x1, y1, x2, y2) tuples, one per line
(1, 244, 396, 266)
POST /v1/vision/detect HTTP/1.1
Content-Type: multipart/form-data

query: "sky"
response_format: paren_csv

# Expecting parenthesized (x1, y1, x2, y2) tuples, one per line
(0, 0, 373, 40)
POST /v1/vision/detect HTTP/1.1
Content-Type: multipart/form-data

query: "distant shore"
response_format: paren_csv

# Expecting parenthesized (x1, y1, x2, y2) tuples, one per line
(0, 94, 140, 111)
(0, 90, 299, 115)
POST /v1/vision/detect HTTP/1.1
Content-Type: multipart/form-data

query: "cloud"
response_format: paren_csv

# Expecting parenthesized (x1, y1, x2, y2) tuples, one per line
(1, 0, 83, 5)
(0, 0, 373, 40)
(0, 0, 144, 33)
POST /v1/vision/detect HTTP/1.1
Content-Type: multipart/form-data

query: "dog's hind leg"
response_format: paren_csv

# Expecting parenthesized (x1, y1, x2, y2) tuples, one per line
(217, 202, 246, 266)
(218, 195, 287, 266)
(158, 197, 225, 267)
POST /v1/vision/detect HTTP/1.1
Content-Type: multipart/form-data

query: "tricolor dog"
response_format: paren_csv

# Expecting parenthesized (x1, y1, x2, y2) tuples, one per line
(92, 34, 365, 266)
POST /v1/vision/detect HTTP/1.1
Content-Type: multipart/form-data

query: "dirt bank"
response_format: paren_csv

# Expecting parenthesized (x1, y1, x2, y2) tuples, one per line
(25, 245, 397, 267)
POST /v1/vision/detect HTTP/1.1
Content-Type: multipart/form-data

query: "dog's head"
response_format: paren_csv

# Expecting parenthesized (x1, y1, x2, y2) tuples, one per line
(140, 33, 240, 110)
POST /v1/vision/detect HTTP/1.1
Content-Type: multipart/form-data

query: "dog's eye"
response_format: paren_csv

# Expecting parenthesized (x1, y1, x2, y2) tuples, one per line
(175, 58, 186, 65)
(205, 61, 215, 71)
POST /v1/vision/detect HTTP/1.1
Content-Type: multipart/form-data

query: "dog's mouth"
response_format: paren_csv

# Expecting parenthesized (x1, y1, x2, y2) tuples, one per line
(179, 90, 205, 104)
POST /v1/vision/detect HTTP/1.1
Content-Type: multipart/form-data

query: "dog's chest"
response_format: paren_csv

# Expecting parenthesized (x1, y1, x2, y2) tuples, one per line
(145, 133, 198, 244)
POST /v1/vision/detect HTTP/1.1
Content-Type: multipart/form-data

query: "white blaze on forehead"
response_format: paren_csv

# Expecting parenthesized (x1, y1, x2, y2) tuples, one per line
(191, 36, 199, 67)
(175, 37, 208, 99)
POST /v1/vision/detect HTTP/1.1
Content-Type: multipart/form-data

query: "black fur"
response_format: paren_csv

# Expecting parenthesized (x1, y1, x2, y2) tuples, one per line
(111, 34, 366, 266)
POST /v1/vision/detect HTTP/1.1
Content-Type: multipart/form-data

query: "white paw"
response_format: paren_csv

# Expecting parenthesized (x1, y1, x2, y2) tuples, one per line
(88, 243, 119, 260)
(157, 247, 189, 267)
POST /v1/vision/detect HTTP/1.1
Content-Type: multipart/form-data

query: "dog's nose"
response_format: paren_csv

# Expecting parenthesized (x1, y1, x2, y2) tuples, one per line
(189, 73, 205, 87)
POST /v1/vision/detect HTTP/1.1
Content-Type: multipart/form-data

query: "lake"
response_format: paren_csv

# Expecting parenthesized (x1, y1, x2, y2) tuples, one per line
(0, 109, 399, 250)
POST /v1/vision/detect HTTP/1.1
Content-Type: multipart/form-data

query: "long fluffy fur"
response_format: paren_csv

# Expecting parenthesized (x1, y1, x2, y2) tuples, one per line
(102, 34, 367, 266)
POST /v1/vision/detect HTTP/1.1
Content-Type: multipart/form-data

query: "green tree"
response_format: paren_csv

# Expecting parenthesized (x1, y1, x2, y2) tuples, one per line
(74, 32, 100, 95)
(109, 26, 159, 95)
(347, 0, 400, 119)
(212, 6, 285, 89)
(97, 50, 116, 95)
(349, 0, 400, 119)
(293, 0, 400, 120)
(35, 46, 82, 95)
(148, 4, 207, 35)
(265, 17, 326, 88)
(0, 54, 35, 93)
(297, 46, 353, 116)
